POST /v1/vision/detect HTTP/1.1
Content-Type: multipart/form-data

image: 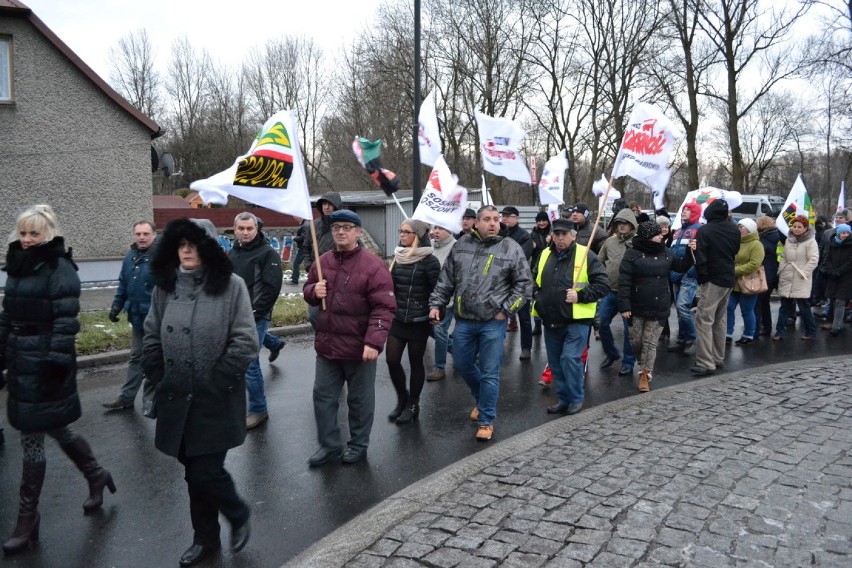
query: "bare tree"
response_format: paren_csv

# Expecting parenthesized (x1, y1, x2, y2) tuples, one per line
(108, 29, 162, 121)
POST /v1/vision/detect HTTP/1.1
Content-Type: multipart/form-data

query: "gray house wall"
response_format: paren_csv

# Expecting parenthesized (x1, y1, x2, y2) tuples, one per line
(0, 15, 153, 261)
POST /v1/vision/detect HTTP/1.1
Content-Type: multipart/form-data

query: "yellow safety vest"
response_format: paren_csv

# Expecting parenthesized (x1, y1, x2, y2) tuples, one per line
(532, 244, 597, 319)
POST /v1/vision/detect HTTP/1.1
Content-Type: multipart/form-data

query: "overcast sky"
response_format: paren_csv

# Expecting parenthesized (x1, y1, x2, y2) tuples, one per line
(23, 0, 385, 80)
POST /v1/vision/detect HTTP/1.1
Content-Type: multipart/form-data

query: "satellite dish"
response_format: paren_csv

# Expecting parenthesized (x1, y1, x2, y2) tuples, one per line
(160, 152, 176, 177)
(150, 146, 159, 173)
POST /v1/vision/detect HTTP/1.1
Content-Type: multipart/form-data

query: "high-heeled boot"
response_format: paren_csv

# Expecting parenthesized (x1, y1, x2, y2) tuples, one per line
(396, 400, 420, 424)
(3, 460, 46, 555)
(388, 391, 408, 421)
(60, 435, 116, 513)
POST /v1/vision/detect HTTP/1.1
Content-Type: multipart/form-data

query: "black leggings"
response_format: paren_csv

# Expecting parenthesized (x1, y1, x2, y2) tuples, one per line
(385, 334, 428, 402)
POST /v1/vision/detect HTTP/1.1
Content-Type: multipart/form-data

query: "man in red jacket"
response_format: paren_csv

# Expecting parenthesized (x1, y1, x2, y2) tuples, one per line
(303, 210, 396, 466)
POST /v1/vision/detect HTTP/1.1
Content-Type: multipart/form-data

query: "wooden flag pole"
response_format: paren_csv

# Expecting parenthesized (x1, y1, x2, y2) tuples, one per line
(307, 217, 326, 311)
(571, 178, 612, 288)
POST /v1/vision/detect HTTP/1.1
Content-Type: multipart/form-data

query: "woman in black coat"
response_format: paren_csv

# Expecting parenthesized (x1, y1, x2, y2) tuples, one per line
(820, 224, 852, 336)
(386, 219, 440, 424)
(142, 218, 258, 566)
(619, 221, 694, 393)
(1, 205, 115, 556)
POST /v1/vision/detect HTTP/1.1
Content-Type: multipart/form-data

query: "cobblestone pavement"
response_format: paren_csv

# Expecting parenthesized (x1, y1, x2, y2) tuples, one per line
(289, 357, 852, 567)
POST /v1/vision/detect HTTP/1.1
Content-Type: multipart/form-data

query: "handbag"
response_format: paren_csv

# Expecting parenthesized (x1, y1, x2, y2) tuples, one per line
(141, 377, 158, 419)
(737, 266, 768, 296)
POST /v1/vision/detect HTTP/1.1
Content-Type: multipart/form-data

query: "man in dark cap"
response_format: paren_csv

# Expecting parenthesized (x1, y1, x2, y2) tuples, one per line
(532, 218, 610, 415)
(565, 202, 607, 253)
(530, 211, 551, 336)
(500, 206, 534, 357)
(303, 210, 396, 466)
(456, 208, 477, 239)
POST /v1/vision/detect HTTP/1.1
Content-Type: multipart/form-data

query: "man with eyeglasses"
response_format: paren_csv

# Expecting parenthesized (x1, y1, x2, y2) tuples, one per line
(428, 205, 532, 442)
(303, 210, 395, 466)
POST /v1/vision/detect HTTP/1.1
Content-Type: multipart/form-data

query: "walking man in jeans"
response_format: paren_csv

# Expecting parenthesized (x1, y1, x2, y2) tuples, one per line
(103, 220, 157, 410)
(230, 212, 283, 429)
(429, 205, 532, 442)
(668, 203, 702, 356)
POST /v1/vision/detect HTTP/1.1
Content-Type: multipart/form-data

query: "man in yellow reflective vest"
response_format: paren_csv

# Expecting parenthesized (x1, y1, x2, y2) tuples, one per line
(532, 219, 610, 415)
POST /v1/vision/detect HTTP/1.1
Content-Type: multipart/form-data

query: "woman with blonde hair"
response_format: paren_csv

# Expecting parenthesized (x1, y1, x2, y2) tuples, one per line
(1, 205, 115, 556)
(386, 219, 440, 424)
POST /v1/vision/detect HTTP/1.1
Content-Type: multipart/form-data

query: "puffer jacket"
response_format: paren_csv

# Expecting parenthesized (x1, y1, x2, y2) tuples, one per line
(391, 254, 441, 323)
(111, 241, 156, 329)
(304, 245, 396, 360)
(0, 237, 82, 432)
(598, 208, 638, 289)
(670, 202, 702, 282)
(821, 236, 852, 300)
(777, 228, 818, 299)
(429, 230, 532, 321)
(695, 200, 740, 287)
(532, 243, 610, 325)
(618, 237, 693, 321)
(733, 232, 765, 293)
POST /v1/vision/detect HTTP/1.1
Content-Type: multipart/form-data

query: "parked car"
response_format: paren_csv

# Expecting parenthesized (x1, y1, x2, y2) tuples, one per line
(731, 194, 785, 220)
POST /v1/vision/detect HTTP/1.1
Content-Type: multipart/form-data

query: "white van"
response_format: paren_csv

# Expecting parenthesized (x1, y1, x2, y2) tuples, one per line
(731, 194, 785, 220)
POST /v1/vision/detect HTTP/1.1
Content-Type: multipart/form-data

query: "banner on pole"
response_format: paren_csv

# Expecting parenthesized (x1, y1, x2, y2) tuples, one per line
(670, 187, 743, 232)
(418, 91, 442, 167)
(537, 150, 568, 205)
(411, 155, 468, 233)
(475, 111, 531, 184)
(775, 174, 814, 237)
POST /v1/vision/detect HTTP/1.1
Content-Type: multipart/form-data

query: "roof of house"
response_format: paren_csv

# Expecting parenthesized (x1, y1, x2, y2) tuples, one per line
(184, 191, 201, 202)
(152, 195, 191, 209)
(1, 0, 161, 139)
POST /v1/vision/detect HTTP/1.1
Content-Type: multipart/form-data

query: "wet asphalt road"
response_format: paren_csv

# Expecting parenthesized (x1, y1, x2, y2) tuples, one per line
(0, 288, 850, 568)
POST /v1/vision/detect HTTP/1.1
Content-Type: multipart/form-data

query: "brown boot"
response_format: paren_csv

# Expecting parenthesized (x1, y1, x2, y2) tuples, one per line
(3, 461, 46, 555)
(60, 436, 116, 513)
(638, 369, 651, 392)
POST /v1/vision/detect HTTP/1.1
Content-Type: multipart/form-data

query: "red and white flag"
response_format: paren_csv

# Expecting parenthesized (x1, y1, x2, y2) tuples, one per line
(537, 149, 568, 205)
(475, 111, 531, 184)
(612, 102, 681, 202)
(418, 91, 442, 167)
(412, 155, 468, 233)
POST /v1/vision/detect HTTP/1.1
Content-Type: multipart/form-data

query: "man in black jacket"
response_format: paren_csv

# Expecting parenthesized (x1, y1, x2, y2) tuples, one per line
(501, 206, 534, 358)
(230, 212, 283, 428)
(691, 200, 740, 376)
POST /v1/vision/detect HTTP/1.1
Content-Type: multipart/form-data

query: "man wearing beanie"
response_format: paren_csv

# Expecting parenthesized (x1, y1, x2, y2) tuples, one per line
(691, 199, 740, 376)
(566, 202, 607, 253)
(303, 209, 396, 466)
(500, 206, 534, 358)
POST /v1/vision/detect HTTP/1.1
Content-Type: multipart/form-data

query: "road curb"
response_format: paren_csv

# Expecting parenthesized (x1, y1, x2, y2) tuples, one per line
(283, 355, 852, 568)
(76, 324, 312, 369)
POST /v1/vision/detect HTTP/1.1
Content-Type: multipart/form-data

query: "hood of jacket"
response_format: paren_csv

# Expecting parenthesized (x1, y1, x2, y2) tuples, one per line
(683, 202, 703, 225)
(316, 191, 342, 212)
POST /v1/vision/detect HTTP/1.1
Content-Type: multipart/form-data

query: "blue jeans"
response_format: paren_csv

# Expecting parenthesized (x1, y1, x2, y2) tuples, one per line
(452, 318, 508, 425)
(543, 324, 590, 406)
(672, 274, 698, 342)
(775, 298, 817, 338)
(263, 331, 284, 351)
(290, 246, 306, 283)
(245, 320, 269, 414)
(726, 292, 758, 339)
(432, 309, 454, 371)
(597, 292, 635, 366)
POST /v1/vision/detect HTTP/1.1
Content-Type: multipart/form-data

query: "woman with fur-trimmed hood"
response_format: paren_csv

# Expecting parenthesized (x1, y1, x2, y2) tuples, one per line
(142, 218, 258, 566)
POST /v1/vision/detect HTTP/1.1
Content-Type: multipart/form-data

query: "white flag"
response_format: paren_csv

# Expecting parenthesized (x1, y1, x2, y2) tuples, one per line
(412, 155, 468, 233)
(418, 91, 442, 167)
(837, 181, 847, 217)
(670, 188, 743, 232)
(775, 174, 814, 237)
(612, 102, 681, 197)
(475, 111, 531, 184)
(547, 204, 560, 221)
(191, 110, 312, 219)
(537, 149, 568, 205)
(592, 174, 610, 197)
(648, 168, 672, 210)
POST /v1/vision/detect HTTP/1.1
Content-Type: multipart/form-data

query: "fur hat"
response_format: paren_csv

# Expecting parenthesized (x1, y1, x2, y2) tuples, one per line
(151, 218, 232, 296)
(737, 218, 758, 234)
(636, 220, 662, 240)
(403, 218, 431, 241)
(330, 209, 361, 227)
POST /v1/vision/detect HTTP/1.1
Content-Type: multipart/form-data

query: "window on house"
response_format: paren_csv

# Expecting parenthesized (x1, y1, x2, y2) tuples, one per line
(0, 35, 13, 103)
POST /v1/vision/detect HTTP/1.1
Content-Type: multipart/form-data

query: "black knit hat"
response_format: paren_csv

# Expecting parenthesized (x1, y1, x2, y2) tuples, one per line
(535, 211, 549, 222)
(636, 220, 662, 240)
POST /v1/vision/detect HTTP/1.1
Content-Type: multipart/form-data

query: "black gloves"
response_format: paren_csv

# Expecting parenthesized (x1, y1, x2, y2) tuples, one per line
(108, 308, 121, 323)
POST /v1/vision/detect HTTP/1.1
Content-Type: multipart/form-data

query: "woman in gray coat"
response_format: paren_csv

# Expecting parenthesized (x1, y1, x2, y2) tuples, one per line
(142, 218, 258, 567)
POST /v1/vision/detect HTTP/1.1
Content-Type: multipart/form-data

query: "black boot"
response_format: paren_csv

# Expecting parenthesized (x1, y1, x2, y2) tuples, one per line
(388, 391, 408, 422)
(532, 321, 542, 336)
(60, 436, 116, 513)
(396, 400, 420, 424)
(3, 461, 46, 555)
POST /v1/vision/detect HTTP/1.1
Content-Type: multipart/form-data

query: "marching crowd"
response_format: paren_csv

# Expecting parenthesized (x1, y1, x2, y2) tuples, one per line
(0, 196, 850, 565)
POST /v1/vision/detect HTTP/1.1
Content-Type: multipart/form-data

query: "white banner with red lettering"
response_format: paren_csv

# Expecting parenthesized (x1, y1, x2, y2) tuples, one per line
(475, 111, 532, 184)
(411, 155, 468, 233)
(537, 149, 568, 205)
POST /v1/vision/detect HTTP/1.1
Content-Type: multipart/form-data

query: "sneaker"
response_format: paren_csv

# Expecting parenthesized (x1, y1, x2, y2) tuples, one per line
(246, 412, 269, 429)
(682, 341, 696, 356)
(666, 341, 685, 353)
(469, 406, 479, 422)
(268, 341, 285, 362)
(618, 365, 633, 376)
(566, 402, 583, 415)
(475, 424, 494, 441)
(427, 368, 446, 381)
(538, 378, 551, 387)
(102, 399, 133, 410)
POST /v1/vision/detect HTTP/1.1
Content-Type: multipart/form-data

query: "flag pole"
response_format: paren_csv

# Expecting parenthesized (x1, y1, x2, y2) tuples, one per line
(392, 193, 409, 218)
(307, 217, 327, 311)
(572, 178, 613, 286)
